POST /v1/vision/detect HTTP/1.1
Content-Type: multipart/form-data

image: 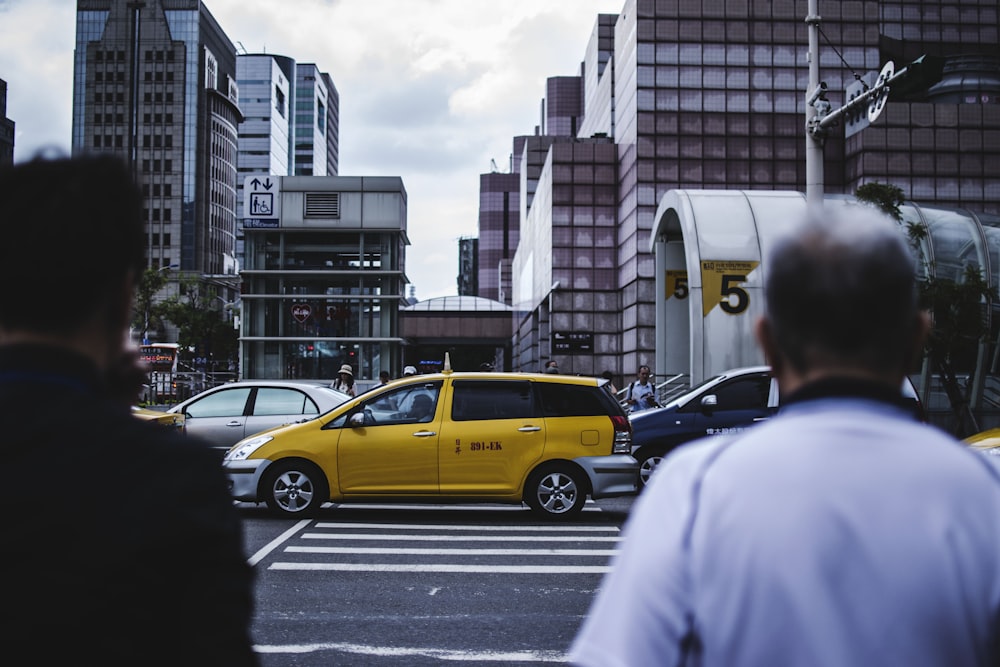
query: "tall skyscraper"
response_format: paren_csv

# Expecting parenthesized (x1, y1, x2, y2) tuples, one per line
(477, 170, 519, 304)
(235, 53, 292, 185)
(293, 64, 339, 176)
(72, 0, 242, 279)
(0, 79, 13, 165)
(457, 236, 479, 296)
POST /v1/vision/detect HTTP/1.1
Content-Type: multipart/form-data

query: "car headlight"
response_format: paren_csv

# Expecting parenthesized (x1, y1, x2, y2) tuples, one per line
(225, 435, 273, 461)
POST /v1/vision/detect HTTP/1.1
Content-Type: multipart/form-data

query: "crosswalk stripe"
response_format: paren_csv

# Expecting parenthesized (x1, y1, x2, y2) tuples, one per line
(269, 562, 612, 573)
(286, 546, 619, 556)
(300, 532, 620, 542)
(313, 522, 619, 532)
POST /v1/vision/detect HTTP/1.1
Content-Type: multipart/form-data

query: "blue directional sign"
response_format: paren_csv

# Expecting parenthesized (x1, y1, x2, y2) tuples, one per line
(243, 175, 281, 228)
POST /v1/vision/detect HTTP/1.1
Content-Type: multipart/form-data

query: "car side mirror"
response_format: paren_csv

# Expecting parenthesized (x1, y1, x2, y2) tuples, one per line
(700, 394, 717, 413)
(349, 412, 366, 427)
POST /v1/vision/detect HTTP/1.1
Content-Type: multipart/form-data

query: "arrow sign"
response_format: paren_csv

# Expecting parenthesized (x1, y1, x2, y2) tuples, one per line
(243, 174, 282, 227)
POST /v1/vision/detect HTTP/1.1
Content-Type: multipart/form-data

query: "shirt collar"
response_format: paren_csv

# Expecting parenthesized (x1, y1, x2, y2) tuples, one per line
(782, 376, 915, 414)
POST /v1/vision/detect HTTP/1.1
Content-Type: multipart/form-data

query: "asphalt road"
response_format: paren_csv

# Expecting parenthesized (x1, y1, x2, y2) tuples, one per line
(237, 497, 636, 666)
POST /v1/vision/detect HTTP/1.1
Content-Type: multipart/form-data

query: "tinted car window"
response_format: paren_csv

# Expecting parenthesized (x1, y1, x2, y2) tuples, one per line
(184, 387, 252, 418)
(537, 383, 615, 417)
(676, 374, 771, 414)
(712, 376, 771, 410)
(451, 380, 537, 421)
(252, 387, 317, 416)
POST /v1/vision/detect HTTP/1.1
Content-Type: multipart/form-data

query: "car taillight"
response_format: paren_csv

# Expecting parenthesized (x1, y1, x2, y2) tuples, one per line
(610, 414, 632, 454)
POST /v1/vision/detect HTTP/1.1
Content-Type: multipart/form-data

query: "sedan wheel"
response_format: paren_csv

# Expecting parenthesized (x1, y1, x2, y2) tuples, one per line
(638, 451, 664, 488)
(264, 460, 328, 517)
(525, 465, 586, 518)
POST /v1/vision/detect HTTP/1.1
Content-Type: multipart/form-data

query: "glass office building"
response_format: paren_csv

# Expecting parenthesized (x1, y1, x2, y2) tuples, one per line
(293, 65, 339, 176)
(73, 0, 242, 282)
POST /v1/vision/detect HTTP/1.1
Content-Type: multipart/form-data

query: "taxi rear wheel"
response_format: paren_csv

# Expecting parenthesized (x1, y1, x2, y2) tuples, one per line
(263, 459, 328, 517)
(524, 464, 587, 519)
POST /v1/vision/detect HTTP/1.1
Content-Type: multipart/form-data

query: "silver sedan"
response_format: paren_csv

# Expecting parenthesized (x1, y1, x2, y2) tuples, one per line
(168, 380, 350, 454)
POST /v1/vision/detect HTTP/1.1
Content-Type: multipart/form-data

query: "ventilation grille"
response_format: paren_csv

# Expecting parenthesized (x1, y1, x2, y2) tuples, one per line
(304, 192, 340, 218)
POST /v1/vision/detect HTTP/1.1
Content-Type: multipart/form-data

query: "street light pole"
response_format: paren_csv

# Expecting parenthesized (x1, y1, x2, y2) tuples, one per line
(805, 0, 824, 210)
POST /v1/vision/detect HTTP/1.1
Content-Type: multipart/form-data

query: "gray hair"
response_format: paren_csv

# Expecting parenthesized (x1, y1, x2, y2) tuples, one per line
(763, 206, 919, 375)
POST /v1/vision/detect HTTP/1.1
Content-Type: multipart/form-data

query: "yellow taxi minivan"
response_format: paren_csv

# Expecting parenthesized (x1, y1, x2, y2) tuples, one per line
(223, 367, 637, 519)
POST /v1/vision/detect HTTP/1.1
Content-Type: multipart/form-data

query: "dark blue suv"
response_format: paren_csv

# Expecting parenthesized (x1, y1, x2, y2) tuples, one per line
(630, 366, 776, 488)
(630, 365, 924, 488)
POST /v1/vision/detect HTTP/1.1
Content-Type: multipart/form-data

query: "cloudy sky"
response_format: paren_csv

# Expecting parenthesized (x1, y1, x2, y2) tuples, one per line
(0, 0, 622, 300)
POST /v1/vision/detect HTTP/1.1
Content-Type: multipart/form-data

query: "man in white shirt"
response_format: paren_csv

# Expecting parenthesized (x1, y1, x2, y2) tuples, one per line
(570, 206, 1000, 667)
(624, 365, 659, 413)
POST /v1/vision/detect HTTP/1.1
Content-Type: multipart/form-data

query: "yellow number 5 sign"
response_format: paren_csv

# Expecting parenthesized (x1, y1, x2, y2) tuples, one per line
(700, 261, 759, 317)
(666, 270, 688, 300)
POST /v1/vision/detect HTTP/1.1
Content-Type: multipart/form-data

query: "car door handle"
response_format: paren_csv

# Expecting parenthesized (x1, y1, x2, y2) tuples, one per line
(226, 420, 243, 427)
(518, 426, 542, 432)
(412, 430, 437, 437)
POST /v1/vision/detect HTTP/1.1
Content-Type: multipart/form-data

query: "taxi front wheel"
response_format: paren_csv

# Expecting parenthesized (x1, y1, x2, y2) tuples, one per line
(263, 459, 329, 517)
(524, 464, 587, 519)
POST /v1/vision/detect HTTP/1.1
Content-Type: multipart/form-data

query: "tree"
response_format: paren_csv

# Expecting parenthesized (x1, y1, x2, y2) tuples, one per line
(159, 277, 238, 373)
(133, 267, 169, 343)
(855, 182, 992, 436)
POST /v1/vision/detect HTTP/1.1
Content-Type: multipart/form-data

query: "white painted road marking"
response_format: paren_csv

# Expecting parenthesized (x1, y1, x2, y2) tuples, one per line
(269, 562, 612, 573)
(286, 545, 619, 556)
(247, 518, 310, 567)
(252, 640, 566, 662)
(300, 532, 620, 542)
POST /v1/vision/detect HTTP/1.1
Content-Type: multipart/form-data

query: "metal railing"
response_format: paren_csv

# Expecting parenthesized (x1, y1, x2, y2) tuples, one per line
(615, 373, 692, 410)
(140, 370, 239, 405)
